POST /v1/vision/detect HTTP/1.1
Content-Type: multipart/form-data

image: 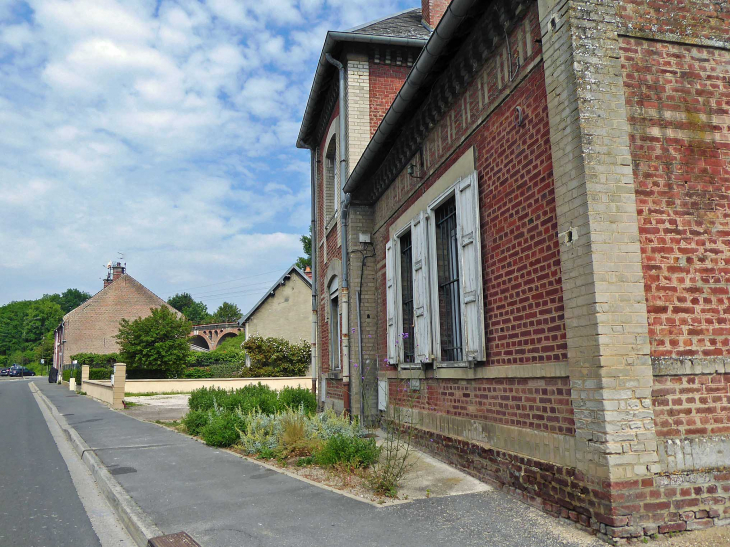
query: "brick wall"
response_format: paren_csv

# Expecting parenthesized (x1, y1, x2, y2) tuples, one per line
(390, 377, 575, 435)
(421, 0, 450, 29)
(369, 60, 411, 136)
(373, 15, 566, 371)
(621, 37, 730, 360)
(653, 374, 730, 438)
(617, 0, 730, 45)
(60, 275, 178, 364)
(317, 103, 342, 385)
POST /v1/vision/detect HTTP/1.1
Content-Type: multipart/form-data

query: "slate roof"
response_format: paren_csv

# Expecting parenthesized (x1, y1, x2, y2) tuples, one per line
(296, 7, 429, 149)
(345, 8, 431, 40)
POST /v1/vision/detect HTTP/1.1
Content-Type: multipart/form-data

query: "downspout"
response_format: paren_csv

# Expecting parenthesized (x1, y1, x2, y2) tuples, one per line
(325, 52, 351, 416)
(310, 148, 318, 399)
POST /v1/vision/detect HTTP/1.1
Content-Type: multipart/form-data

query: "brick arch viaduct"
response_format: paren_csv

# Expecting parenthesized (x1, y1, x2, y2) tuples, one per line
(189, 323, 243, 351)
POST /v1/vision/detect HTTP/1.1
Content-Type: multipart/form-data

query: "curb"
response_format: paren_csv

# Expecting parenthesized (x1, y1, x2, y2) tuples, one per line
(31, 383, 163, 547)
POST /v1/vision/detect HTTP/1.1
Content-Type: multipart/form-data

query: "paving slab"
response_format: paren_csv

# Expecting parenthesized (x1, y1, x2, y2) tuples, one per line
(36, 381, 604, 547)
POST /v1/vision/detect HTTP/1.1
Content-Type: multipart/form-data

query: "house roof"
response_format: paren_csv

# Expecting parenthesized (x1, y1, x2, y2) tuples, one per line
(344, 0, 488, 198)
(296, 8, 429, 149)
(345, 8, 432, 39)
(60, 273, 178, 324)
(239, 265, 312, 325)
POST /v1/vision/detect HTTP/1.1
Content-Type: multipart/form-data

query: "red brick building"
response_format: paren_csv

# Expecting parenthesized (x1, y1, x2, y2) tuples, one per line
(298, 0, 730, 541)
(53, 263, 179, 371)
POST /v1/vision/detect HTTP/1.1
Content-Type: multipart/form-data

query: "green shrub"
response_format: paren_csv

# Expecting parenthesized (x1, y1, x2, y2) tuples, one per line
(70, 352, 119, 366)
(201, 412, 244, 447)
(182, 367, 213, 379)
(89, 368, 112, 380)
(210, 363, 242, 378)
(182, 409, 210, 436)
(243, 335, 310, 377)
(278, 387, 317, 414)
(74, 368, 81, 385)
(188, 387, 217, 412)
(315, 435, 379, 468)
(126, 368, 168, 379)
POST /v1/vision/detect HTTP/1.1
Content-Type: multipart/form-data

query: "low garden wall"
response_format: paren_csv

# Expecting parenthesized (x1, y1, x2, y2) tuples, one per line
(81, 363, 126, 409)
(124, 376, 312, 394)
(83, 380, 115, 407)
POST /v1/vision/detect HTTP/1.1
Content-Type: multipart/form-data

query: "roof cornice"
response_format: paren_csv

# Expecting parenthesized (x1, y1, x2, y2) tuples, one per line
(296, 31, 428, 149)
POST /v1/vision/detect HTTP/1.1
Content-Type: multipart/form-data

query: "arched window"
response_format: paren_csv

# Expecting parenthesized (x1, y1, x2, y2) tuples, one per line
(324, 134, 339, 221)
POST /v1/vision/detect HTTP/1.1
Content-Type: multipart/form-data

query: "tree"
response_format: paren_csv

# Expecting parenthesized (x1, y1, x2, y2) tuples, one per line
(22, 299, 64, 343)
(182, 301, 211, 325)
(116, 307, 192, 378)
(295, 227, 312, 271)
(167, 293, 196, 313)
(59, 289, 91, 313)
(212, 302, 242, 323)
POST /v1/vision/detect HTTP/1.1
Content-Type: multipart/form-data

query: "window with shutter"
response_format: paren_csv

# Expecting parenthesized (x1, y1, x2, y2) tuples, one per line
(399, 231, 415, 364)
(455, 171, 485, 361)
(433, 196, 463, 362)
(385, 239, 399, 365)
(411, 211, 433, 364)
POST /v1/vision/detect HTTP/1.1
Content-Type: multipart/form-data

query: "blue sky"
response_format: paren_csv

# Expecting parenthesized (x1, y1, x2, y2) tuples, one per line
(0, 0, 414, 314)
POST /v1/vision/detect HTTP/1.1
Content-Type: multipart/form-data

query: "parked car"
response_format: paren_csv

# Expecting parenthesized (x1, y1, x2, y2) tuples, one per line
(9, 367, 35, 377)
(0, 368, 9, 376)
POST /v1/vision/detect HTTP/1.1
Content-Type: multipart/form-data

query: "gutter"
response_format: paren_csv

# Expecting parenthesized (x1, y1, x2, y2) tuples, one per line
(324, 53, 352, 415)
(310, 149, 318, 397)
(297, 32, 428, 149)
(343, 0, 477, 194)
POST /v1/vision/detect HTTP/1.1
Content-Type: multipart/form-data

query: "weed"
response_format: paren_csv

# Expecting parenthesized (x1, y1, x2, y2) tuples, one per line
(368, 382, 418, 497)
(315, 434, 379, 468)
(296, 456, 314, 467)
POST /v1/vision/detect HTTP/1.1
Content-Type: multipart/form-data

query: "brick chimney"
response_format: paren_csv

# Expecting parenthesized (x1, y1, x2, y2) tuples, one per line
(422, 0, 449, 29)
(304, 266, 312, 280)
(103, 261, 126, 288)
(112, 262, 126, 281)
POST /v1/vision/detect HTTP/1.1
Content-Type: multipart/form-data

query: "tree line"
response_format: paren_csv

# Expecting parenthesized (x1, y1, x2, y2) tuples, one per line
(0, 289, 91, 369)
(166, 295, 243, 325)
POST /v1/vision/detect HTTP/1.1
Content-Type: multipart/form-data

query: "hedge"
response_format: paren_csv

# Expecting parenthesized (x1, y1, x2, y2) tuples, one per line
(242, 335, 310, 377)
(89, 368, 112, 380)
(70, 352, 120, 366)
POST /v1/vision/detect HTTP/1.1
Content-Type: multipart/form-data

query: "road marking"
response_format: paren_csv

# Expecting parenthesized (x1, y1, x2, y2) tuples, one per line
(30, 384, 137, 547)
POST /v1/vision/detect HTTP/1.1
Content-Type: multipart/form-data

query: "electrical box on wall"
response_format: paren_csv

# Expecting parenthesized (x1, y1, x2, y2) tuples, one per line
(359, 233, 371, 244)
(378, 379, 388, 411)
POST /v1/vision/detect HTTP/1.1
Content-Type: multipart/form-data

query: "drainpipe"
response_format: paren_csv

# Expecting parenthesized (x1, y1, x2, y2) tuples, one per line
(309, 148, 318, 399)
(325, 53, 351, 416)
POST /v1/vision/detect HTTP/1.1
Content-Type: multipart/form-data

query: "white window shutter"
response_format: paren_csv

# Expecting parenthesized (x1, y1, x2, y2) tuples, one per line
(455, 171, 486, 361)
(411, 212, 432, 363)
(385, 238, 398, 365)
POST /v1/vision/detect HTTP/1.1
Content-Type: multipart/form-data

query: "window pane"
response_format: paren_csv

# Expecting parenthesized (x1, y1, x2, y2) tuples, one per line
(330, 297, 340, 369)
(400, 231, 414, 363)
(435, 197, 463, 361)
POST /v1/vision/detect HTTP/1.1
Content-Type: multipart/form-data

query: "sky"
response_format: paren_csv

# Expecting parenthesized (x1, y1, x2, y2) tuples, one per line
(0, 0, 414, 314)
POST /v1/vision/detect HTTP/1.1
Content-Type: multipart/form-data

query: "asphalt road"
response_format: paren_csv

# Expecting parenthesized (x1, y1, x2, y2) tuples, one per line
(0, 378, 101, 547)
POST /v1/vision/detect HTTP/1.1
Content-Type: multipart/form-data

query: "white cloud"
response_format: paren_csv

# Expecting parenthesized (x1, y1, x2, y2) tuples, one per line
(0, 0, 414, 311)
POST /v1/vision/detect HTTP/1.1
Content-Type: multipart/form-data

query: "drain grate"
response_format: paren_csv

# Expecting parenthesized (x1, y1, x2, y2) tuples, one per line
(148, 531, 201, 547)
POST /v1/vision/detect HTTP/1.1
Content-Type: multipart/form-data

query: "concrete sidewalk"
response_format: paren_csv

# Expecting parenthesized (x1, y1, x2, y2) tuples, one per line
(36, 381, 602, 547)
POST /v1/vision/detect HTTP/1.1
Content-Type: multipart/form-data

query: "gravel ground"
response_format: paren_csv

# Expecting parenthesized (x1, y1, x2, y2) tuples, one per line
(652, 525, 730, 547)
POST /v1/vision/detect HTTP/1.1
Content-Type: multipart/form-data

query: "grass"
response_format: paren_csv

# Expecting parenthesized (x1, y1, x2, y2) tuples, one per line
(125, 391, 191, 397)
(124, 401, 141, 408)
